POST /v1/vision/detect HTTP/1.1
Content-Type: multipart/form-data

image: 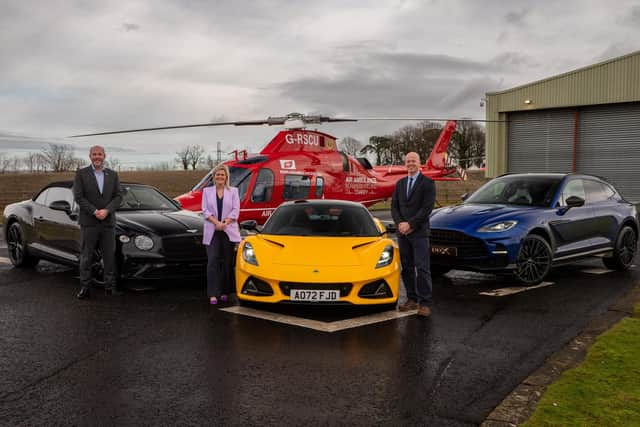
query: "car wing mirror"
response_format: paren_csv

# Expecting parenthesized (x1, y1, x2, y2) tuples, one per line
(240, 220, 258, 231)
(383, 222, 397, 234)
(49, 200, 72, 215)
(565, 196, 585, 208)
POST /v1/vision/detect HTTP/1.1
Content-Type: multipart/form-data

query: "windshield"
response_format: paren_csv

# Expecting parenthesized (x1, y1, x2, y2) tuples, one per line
(191, 166, 252, 201)
(262, 203, 380, 237)
(118, 185, 180, 211)
(465, 175, 563, 207)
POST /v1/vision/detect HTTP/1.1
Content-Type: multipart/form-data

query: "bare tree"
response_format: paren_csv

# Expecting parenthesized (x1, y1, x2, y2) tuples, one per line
(43, 143, 75, 172)
(107, 157, 121, 171)
(24, 152, 40, 172)
(450, 121, 486, 168)
(34, 153, 48, 172)
(176, 146, 190, 170)
(188, 145, 206, 170)
(338, 137, 363, 156)
(0, 152, 9, 173)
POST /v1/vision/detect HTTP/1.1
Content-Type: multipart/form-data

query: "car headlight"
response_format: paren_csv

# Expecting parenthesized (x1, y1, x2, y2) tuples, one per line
(376, 245, 394, 268)
(118, 235, 131, 243)
(134, 235, 154, 250)
(477, 220, 518, 232)
(242, 242, 258, 266)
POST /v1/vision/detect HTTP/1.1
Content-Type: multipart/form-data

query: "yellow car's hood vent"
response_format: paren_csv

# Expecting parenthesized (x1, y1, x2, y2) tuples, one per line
(258, 235, 378, 267)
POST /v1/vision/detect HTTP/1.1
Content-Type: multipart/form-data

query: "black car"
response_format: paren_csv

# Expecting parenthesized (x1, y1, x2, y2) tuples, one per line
(2, 181, 206, 284)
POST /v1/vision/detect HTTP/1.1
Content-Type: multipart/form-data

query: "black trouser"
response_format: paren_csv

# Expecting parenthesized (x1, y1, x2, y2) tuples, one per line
(206, 231, 235, 298)
(79, 224, 116, 289)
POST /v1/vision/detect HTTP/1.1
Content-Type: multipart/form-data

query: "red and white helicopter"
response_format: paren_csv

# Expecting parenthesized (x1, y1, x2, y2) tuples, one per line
(73, 113, 469, 224)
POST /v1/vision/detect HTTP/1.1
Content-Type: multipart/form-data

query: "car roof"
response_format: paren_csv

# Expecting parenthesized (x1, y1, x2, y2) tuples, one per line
(497, 173, 611, 182)
(278, 199, 367, 209)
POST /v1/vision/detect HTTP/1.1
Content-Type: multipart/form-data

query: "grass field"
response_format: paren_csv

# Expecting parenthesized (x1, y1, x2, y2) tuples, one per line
(523, 303, 640, 426)
(0, 170, 488, 220)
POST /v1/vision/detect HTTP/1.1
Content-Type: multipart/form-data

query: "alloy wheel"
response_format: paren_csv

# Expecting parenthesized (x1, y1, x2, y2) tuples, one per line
(515, 235, 552, 285)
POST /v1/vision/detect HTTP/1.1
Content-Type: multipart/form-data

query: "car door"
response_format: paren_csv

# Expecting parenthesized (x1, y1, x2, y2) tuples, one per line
(38, 186, 81, 261)
(549, 178, 596, 256)
(583, 179, 621, 249)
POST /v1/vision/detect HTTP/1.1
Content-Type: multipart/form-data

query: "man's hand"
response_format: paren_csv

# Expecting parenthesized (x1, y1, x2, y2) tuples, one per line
(398, 221, 412, 235)
(95, 209, 109, 220)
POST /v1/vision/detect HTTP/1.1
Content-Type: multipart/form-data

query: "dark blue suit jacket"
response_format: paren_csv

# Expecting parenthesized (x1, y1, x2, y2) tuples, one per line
(391, 173, 436, 237)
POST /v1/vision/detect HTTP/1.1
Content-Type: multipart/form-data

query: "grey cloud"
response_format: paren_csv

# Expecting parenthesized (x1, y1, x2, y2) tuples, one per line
(619, 5, 640, 25)
(504, 9, 529, 25)
(122, 23, 141, 31)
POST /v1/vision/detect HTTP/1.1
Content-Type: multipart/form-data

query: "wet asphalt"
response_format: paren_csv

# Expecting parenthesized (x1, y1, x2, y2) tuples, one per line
(1, 217, 639, 426)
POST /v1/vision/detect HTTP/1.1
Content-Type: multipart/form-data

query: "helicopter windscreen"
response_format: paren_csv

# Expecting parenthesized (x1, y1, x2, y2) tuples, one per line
(191, 166, 252, 201)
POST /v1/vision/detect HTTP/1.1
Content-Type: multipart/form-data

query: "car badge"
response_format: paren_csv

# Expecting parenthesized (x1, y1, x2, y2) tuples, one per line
(186, 229, 198, 233)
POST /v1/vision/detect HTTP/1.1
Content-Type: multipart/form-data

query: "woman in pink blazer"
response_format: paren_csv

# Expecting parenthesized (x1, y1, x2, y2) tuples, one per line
(202, 164, 241, 305)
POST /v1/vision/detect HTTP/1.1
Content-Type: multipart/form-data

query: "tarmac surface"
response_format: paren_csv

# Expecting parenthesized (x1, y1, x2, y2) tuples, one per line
(1, 216, 639, 426)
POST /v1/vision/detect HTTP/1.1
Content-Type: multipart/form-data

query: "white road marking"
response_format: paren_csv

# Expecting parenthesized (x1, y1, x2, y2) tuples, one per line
(478, 281, 554, 297)
(581, 268, 614, 275)
(220, 306, 415, 333)
(0, 256, 12, 265)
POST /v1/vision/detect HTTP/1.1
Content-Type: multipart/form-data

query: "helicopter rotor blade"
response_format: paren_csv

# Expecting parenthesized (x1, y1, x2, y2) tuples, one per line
(339, 116, 507, 123)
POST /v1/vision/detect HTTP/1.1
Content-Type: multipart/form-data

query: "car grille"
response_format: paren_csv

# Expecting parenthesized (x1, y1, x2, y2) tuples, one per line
(430, 229, 487, 258)
(279, 282, 353, 297)
(162, 235, 206, 260)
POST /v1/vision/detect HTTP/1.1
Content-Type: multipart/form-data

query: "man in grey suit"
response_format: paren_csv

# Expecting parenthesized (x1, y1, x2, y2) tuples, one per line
(73, 145, 122, 299)
(391, 152, 436, 317)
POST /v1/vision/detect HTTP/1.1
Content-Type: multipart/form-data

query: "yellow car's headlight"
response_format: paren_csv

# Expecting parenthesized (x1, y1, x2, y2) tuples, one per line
(242, 242, 259, 266)
(376, 245, 394, 268)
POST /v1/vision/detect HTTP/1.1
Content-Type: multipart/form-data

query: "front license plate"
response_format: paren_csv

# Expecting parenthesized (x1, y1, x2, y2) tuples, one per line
(431, 246, 457, 256)
(290, 289, 340, 302)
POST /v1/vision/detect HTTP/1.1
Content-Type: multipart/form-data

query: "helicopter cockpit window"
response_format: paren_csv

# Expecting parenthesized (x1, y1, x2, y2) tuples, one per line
(251, 168, 274, 203)
(283, 175, 311, 200)
(192, 171, 213, 192)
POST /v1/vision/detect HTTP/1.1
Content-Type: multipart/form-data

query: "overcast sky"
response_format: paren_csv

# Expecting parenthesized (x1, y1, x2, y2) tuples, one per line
(1, 0, 639, 168)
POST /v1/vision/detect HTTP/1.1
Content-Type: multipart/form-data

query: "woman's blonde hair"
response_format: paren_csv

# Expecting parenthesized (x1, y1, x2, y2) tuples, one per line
(212, 163, 231, 189)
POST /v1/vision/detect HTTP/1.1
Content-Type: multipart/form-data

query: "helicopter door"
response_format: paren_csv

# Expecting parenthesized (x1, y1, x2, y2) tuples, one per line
(283, 174, 312, 200)
(250, 168, 275, 203)
(315, 176, 324, 199)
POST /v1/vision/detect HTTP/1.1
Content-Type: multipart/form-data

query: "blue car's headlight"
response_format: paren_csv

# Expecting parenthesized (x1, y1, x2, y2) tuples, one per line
(242, 242, 259, 266)
(477, 220, 518, 233)
(376, 245, 394, 268)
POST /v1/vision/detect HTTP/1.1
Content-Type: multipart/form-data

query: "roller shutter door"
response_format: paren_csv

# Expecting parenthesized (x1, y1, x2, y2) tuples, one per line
(508, 110, 575, 173)
(578, 102, 640, 202)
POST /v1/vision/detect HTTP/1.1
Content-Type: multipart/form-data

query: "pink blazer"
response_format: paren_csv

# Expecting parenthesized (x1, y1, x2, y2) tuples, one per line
(202, 186, 241, 244)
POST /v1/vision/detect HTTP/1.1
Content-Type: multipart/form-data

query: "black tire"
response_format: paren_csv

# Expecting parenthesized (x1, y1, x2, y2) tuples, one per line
(603, 226, 637, 270)
(90, 249, 121, 287)
(6, 222, 39, 268)
(514, 234, 552, 285)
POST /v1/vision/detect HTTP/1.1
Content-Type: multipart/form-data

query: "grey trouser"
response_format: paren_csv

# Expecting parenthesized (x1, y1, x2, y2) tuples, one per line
(79, 225, 116, 288)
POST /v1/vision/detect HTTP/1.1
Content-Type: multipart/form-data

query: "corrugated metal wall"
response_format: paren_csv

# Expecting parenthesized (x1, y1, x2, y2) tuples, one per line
(507, 110, 575, 173)
(578, 102, 640, 202)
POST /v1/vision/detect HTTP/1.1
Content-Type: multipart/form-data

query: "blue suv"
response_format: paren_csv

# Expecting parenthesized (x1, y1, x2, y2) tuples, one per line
(429, 173, 639, 284)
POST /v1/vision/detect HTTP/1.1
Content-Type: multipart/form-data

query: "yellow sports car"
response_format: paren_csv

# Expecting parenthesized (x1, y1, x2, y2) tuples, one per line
(236, 200, 400, 305)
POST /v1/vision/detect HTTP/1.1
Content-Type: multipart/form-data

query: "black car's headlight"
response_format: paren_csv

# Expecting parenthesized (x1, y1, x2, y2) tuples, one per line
(477, 220, 518, 232)
(376, 245, 394, 268)
(134, 235, 154, 250)
(242, 242, 258, 266)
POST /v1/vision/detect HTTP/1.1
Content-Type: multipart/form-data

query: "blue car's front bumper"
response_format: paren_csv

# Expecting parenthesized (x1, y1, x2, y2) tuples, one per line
(430, 228, 522, 272)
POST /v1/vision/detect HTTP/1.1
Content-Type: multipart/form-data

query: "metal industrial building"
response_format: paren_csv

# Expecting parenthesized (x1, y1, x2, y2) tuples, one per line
(485, 50, 640, 201)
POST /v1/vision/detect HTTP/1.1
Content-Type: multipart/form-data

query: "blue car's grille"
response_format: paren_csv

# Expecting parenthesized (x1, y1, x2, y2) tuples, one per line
(430, 229, 487, 257)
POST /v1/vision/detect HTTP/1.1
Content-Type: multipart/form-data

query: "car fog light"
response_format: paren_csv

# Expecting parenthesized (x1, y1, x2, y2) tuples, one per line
(119, 235, 131, 243)
(134, 235, 154, 250)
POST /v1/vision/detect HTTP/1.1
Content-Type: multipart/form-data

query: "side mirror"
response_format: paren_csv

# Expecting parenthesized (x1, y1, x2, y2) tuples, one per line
(384, 223, 397, 234)
(461, 192, 469, 201)
(49, 200, 71, 215)
(241, 220, 258, 231)
(565, 196, 585, 208)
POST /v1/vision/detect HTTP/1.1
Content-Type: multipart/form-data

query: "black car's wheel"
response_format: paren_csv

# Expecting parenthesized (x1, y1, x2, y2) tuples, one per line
(90, 249, 121, 287)
(514, 235, 552, 285)
(603, 226, 637, 270)
(6, 222, 39, 268)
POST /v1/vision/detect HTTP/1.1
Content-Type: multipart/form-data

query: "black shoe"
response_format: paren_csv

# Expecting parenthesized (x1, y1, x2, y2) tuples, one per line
(105, 288, 124, 296)
(77, 287, 91, 299)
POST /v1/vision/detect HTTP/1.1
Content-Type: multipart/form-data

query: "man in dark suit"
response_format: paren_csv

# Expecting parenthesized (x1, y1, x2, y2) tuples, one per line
(391, 152, 436, 317)
(73, 145, 122, 299)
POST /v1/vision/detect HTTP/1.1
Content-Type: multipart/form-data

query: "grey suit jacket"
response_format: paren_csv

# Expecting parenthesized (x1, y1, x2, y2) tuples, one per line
(73, 166, 122, 226)
(391, 174, 436, 237)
